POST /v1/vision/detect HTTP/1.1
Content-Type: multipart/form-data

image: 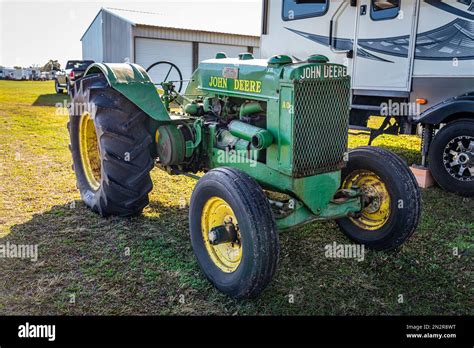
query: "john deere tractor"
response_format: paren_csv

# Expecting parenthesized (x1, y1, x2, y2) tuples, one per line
(69, 53, 421, 298)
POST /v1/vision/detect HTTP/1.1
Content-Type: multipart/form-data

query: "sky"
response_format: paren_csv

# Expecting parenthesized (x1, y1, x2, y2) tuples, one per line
(0, 0, 262, 69)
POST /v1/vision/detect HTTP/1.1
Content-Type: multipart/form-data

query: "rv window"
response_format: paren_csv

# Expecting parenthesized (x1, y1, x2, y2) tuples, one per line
(371, 0, 400, 21)
(457, 0, 471, 6)
(282, 0, 329, 21)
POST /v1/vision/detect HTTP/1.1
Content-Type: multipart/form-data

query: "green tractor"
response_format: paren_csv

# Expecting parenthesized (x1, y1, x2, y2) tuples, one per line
(68, 53, 421, 298)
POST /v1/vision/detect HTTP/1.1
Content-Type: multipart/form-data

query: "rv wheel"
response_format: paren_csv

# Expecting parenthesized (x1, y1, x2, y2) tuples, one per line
(428, 119, 474, 197)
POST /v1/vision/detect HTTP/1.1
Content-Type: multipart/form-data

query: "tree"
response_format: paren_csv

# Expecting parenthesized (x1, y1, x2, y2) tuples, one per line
(41, 60, 61, 72)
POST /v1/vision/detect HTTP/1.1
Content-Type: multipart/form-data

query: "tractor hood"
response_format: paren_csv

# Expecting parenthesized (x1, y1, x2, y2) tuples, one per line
(190, 54, 348, 101)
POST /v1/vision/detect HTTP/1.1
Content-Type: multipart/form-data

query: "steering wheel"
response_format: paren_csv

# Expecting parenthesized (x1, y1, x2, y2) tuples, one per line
(146, 61, 184, 93)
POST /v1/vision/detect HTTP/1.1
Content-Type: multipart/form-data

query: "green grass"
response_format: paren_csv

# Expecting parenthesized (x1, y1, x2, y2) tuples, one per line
(0, 80, 472, 315)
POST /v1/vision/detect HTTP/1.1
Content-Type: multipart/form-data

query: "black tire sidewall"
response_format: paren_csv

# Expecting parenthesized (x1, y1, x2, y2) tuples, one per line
(189, 169, 278, 298)
(428, 119, 474, 196)
(337, 147, 420, 250)
(340, 155, 399, 243)
(55, 80, 63, 94)
(69, 104, 103, 212)
(69, 74, 155, 217)
(190, 180, 259, 295)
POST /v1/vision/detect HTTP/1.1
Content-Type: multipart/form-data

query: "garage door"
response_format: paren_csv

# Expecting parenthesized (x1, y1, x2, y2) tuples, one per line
(198, 43, 248, 62)
(135, 38, 193, 88)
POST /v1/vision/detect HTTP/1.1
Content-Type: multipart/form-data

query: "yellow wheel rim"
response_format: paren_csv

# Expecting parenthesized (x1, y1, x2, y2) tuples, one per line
(201, 197, 242, 273)
(79, 113, 101, 190)
(342, 170, 391, 230)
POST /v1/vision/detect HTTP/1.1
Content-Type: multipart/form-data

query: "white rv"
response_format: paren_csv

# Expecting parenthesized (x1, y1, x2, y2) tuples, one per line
(10, 69, 26, 80)
(261, 0, 474, 196)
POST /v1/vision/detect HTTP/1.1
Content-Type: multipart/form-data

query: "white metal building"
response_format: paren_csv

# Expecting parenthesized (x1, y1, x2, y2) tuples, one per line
(81, 7, 261, 82)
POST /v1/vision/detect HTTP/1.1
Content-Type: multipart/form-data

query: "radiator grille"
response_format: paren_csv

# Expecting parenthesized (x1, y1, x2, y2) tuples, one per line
(292, 76, 350, 177)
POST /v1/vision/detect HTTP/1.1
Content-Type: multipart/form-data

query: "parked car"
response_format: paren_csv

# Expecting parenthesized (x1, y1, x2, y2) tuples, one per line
(36, 72, 50, 81)
(54, 60, 94, 94)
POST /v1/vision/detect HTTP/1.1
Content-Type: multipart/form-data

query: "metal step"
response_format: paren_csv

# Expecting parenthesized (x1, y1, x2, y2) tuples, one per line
(351, 104, 382, 112)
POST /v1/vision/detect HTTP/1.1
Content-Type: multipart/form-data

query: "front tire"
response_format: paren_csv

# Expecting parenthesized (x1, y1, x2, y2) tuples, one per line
(428, 119, 474, 197)
(55, 80, 63, 94)
(189, 168, 279, 298)
(68, 74, 156, 216)
(67, 82, 72, 96)
(337, 147, 421, 250)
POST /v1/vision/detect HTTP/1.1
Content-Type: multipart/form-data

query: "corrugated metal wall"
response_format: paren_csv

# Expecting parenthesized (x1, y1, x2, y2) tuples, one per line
(133, 25, 260, 50)
(82, 10, 260, 64)
(102, 11, 133, 63)
(81, 12, 104, 62)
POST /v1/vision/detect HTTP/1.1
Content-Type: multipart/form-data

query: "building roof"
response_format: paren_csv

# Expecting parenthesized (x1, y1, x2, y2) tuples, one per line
(82, 6, 261, 41)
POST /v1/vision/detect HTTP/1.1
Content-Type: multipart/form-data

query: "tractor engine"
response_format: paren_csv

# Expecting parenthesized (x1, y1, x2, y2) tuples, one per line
(163, 53, 350, 180)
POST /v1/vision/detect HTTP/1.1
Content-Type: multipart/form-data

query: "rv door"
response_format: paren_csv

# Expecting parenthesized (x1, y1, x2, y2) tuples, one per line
(352, 0, 419, 93)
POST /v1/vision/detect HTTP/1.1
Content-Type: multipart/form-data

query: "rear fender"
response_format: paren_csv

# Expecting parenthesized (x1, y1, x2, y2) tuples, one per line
(84, 63, 170, 122)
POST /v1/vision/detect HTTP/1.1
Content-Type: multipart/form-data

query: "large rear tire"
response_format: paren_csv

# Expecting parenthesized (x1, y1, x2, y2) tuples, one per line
(189, 168, 279, 298)
(337, 147, 421, 251)
(428, 119, 474, 197)
(68, 74, 156, 217)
